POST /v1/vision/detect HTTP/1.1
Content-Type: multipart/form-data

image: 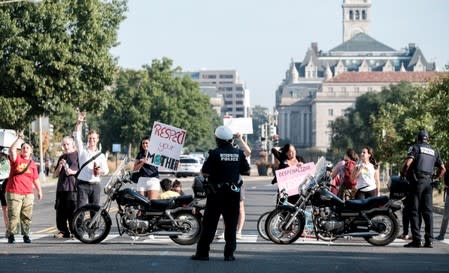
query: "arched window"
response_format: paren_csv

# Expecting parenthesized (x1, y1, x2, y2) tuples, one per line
(362, 10, 367, 20)
(355, 10, 360, 20)
(349, 10, 353, 20)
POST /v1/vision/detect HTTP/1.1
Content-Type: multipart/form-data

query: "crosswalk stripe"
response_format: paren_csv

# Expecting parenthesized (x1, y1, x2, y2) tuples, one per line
(1, 233, 448, 245)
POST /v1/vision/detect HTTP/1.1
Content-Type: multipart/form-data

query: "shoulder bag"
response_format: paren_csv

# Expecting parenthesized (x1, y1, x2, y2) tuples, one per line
(75, 152, 102, 179)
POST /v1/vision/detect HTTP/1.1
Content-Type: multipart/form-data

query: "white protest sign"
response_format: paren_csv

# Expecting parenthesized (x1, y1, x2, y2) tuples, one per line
(275, 162, 316, 196)
(148, 122, 186, 171)
(223, 117, 253, 134)
(0, 129, 17, 147)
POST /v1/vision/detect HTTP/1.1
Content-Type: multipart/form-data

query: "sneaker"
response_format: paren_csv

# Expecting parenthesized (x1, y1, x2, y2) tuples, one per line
(399, 234, 411, 240)
(23, 235, 31, 244)
(435, 235, 445, 241)
(8, 234, 15, 244)
(423, 241, 433, 248)
(236, 232, 242, 240)
(54, 232, 66, 239)
(215, 232, 224, 239)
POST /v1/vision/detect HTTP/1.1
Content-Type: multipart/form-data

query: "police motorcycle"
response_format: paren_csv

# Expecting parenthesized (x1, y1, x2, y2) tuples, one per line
(265, 157, 403, 246)
(71, 157, 203, 245)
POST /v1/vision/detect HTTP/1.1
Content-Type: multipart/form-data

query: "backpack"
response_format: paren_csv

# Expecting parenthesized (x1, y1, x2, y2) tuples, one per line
(343, 160, 356, 189)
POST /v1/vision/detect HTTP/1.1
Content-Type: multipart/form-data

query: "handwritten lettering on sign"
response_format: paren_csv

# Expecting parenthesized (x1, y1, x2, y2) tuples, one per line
(275, 162, 316, 196)
(148, 122, 186, 171)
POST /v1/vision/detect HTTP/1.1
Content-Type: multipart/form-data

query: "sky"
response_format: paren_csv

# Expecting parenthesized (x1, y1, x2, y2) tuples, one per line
(110, 0, 449, 110)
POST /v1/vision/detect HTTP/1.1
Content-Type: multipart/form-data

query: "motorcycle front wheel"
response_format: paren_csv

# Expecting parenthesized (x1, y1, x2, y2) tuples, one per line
(257, 211, 271, 241)
(364, 212, 399, 246)
(72, 205, 112, 244)
(170, 212, 202, 245)
(265, 208, 305, 244)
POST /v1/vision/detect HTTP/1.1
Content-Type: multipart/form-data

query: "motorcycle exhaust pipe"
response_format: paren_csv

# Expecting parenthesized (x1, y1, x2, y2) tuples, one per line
(150, 231, 183, 236)
(343, 231, 379, 237)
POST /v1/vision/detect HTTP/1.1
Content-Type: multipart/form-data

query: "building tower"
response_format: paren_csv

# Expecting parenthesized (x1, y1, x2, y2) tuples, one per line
(342, 0, 371, 42)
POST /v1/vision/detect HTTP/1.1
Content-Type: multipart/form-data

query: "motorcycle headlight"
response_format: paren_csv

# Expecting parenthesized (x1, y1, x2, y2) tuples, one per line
(104, 177, 116, 194)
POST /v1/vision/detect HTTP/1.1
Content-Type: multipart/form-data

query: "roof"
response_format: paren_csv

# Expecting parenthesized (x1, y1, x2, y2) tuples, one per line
(329, 33, 396, 52)
(325, 71, 444, 83)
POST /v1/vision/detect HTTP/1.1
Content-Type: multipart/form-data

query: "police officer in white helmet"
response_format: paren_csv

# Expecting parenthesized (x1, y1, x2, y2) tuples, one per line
(191, 126, 250, 261)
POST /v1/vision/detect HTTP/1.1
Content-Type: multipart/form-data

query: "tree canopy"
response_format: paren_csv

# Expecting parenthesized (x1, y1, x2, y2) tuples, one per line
(330, 72, 449, 169)
(0, 0, 127, 129)
(96, 58, 221, 155)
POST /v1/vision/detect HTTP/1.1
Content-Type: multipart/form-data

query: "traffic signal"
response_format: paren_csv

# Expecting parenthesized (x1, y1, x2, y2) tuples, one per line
(269, 125, 276, 137)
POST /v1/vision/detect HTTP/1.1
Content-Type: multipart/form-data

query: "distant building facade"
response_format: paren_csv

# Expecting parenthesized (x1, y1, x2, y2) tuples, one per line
(181, 70, 251, 118)
(275, 0, 437, 151)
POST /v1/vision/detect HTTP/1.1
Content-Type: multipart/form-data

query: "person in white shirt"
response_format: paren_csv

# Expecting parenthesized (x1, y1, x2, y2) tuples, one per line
(74, 111, 109, 208)
(352, 146, 380, 199)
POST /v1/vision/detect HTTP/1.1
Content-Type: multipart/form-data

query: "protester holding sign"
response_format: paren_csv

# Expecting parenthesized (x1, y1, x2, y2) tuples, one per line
(6, 131, 43, 244)
(133, 136, 160, 200)
(272, 143, 306, 203)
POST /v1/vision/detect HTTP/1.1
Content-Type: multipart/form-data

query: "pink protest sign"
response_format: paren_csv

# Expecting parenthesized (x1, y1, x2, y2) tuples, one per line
(275, 162, 316, 196)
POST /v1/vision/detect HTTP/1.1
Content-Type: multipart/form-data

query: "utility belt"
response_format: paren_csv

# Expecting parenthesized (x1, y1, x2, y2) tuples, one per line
(203, 179, 243, 195)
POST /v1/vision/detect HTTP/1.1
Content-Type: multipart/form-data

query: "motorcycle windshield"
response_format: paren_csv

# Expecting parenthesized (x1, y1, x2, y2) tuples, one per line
(104, 156, 129, 194)
(300, 156, 327, 196)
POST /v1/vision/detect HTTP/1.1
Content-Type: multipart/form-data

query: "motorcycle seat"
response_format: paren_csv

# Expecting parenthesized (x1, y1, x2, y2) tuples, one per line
(150, 199, 175, 210)
(174, 195, 194, 207)
(344, 196, 389, 211)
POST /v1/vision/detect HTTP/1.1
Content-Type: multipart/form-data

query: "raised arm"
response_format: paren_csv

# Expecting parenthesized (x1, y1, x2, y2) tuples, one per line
(234, 133, 251, 157)
(8, 130, 24, 162)
(73, 111, 86, 151)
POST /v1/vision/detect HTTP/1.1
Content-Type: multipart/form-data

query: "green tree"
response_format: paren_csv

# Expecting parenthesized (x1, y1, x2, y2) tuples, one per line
(0, 0, 127, 129)
(97, 58, 220, 155)
(372, 71, 449, 163)
(329, 81, 422, 161)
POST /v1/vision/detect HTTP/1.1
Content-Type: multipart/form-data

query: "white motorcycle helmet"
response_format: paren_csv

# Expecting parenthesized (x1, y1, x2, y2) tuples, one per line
(214, 126, 233, 142)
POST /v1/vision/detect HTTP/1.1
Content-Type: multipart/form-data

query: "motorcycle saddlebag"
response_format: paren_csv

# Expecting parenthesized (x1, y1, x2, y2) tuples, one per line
(192, 175, 207, 198)
(389, 176, 410, 200)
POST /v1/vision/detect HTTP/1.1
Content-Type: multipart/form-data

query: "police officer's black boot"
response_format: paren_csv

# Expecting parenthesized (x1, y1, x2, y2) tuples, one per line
(191, 254, 209, 261)
(404, 240, 422, 248)
(224, 254, 235, 261)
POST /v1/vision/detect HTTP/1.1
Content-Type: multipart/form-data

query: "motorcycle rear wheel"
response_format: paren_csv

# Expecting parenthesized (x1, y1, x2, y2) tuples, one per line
(265, 208, 305, 244)
(170, 212, 202, 245)
(72, 205, 112, 244)
(364, 212, 399, 246)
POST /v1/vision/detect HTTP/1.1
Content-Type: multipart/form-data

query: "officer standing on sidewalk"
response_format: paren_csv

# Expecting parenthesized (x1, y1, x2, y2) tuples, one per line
(191, 126, 250, 261)
(401, 129, 445, 248)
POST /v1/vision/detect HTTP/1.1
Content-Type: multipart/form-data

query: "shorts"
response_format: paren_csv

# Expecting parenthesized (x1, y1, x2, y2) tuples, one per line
(136, 177, 160, 192)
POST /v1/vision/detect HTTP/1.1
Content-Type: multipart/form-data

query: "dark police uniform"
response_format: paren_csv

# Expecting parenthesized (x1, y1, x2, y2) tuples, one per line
(405, 141, 443, 245)
(194, 144, 250, 260)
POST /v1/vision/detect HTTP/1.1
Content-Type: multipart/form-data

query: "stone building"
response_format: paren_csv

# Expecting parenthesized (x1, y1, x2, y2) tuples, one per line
(275, 0, 437, 152)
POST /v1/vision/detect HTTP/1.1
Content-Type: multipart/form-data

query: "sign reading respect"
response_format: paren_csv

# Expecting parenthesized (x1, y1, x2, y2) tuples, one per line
(147, 122, 186, 171)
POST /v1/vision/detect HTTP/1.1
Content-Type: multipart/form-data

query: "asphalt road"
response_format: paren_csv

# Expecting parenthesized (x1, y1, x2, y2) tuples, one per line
(0, 174, 448, 273)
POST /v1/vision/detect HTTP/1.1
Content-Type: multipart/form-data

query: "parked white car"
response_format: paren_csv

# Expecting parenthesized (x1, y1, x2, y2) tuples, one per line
(175, 155, 203, 178)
